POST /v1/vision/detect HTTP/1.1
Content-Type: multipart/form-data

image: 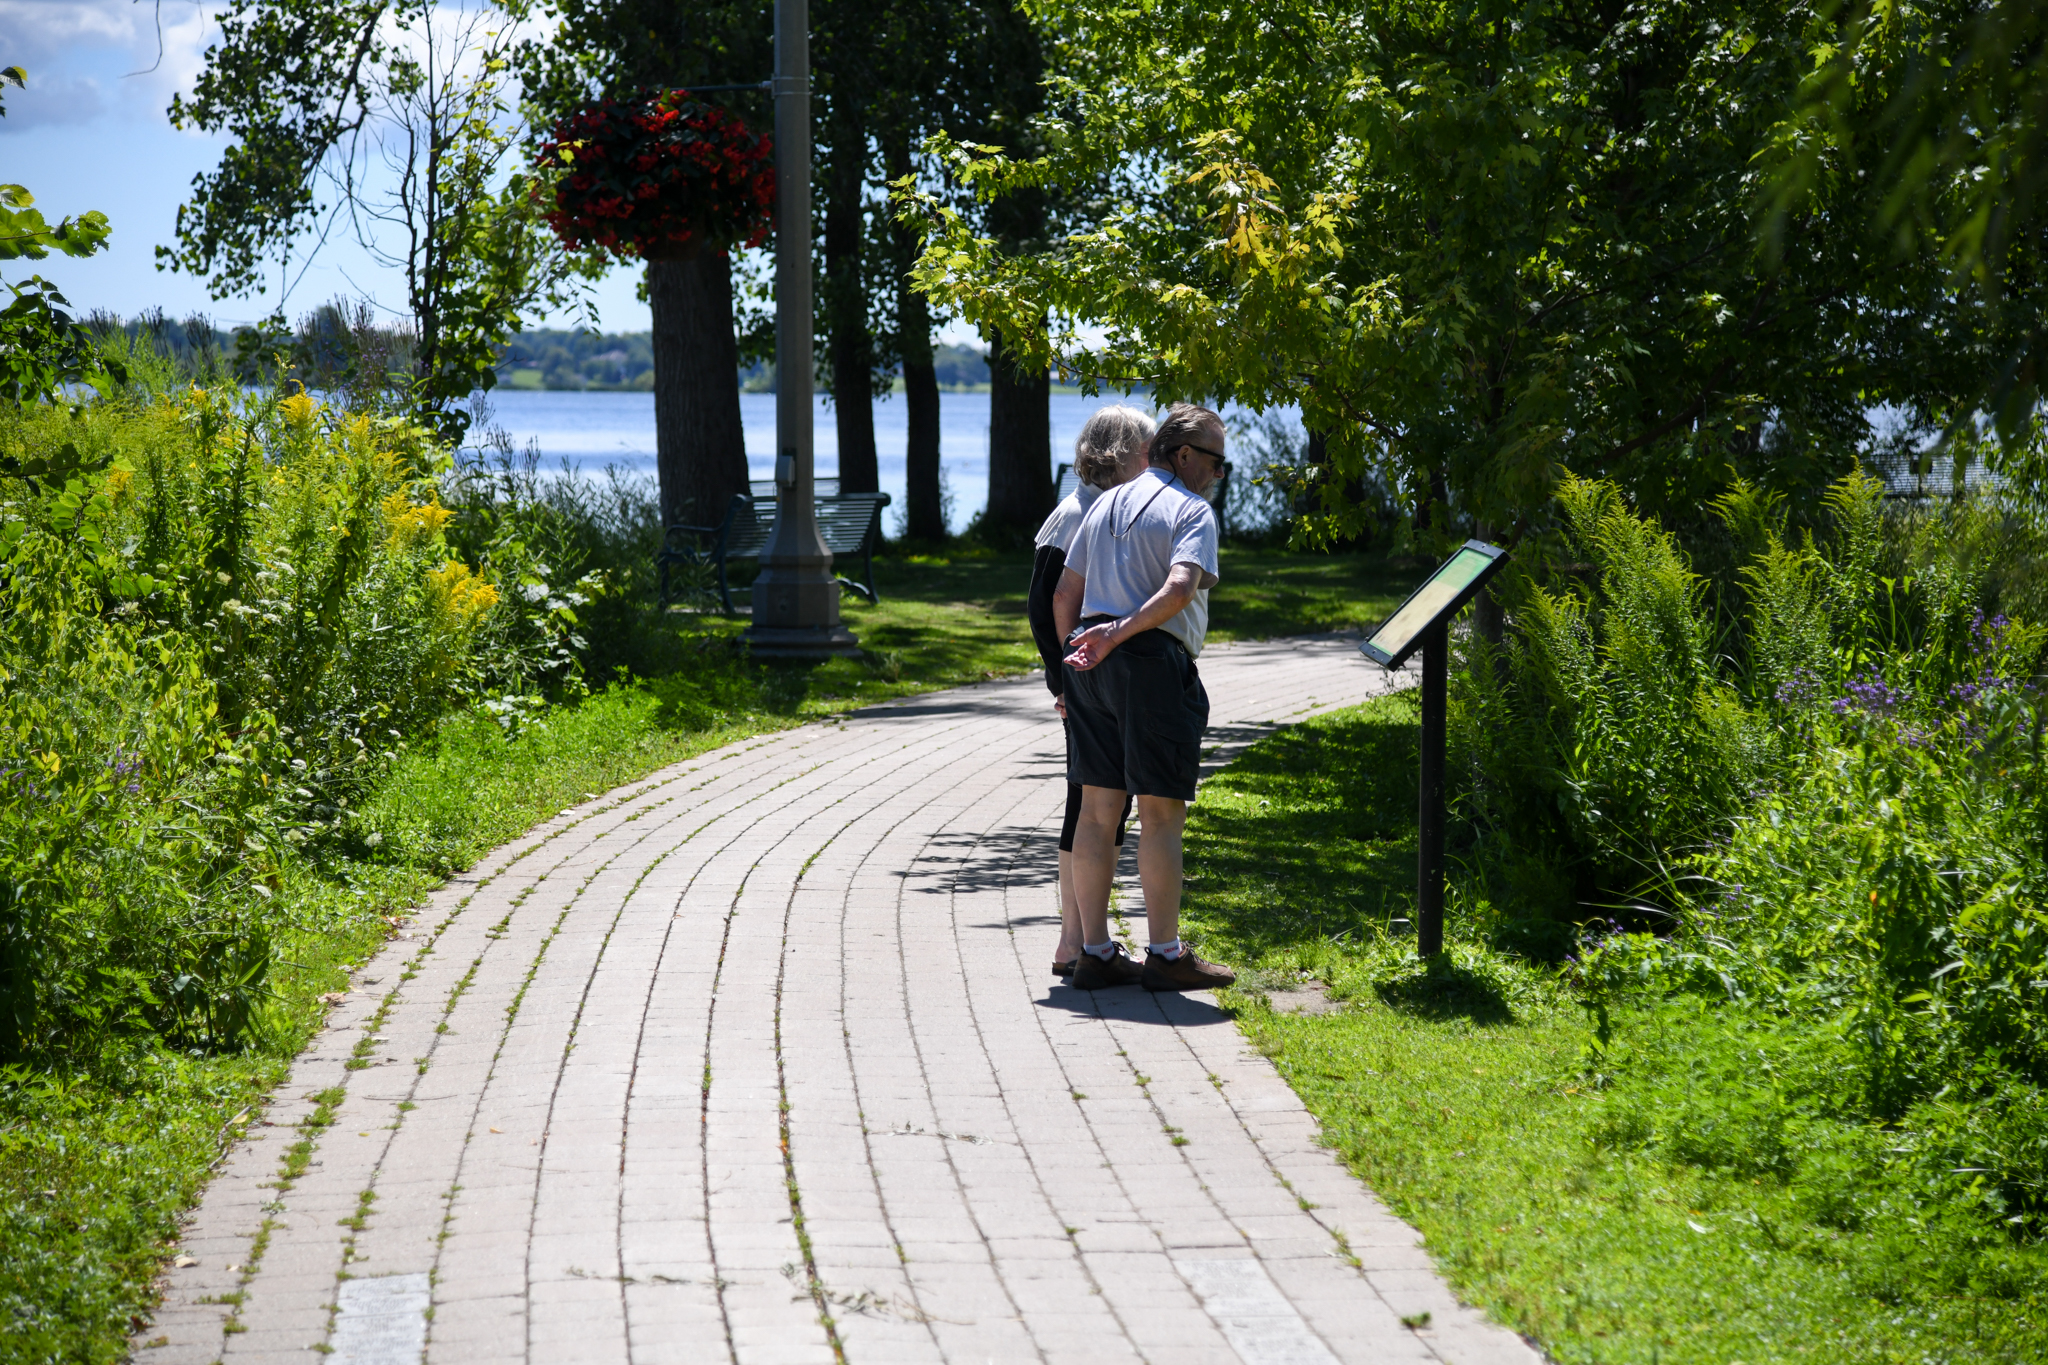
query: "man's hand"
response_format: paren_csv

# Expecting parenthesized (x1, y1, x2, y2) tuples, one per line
(1064, 623, 1117, 672)
(1052, 693, 1066, 719)
(1062, 562, 1204, 672)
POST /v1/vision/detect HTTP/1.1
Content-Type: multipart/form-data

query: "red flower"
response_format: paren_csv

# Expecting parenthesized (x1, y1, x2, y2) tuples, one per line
(537, 88, 773, 259)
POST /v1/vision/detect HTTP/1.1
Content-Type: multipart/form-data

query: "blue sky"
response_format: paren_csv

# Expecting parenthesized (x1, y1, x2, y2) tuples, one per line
(2, 0, 666, 333)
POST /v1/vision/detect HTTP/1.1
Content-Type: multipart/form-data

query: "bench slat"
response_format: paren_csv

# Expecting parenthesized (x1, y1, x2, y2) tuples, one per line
(660, 490, 891, 615)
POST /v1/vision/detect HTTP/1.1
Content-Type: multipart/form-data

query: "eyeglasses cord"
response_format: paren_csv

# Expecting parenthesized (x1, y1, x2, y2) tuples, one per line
(1111, 472, 1182, 538)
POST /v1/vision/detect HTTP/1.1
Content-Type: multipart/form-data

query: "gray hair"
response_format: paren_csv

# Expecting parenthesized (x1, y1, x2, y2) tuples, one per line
(1073, 405, 1157, 489)
(1149, 401, 1223, 467)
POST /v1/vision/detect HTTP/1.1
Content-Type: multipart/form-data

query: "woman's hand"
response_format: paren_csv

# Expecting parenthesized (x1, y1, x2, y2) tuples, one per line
(1053, 693, 1067, 719)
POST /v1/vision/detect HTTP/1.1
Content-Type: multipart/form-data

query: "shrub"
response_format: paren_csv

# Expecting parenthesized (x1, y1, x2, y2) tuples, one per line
(1550, 495, 2048, 1229)
(1452, 474, 1772, 912)
(0, 532, 273, 1058)
(0, 380, 588, 1060)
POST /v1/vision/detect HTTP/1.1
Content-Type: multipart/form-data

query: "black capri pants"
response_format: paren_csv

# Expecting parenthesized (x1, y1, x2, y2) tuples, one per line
(1058, 778, 1131, 853)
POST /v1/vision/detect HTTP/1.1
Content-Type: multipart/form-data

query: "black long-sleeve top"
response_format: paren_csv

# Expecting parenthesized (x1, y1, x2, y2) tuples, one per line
(1026, 543, 1068, 697)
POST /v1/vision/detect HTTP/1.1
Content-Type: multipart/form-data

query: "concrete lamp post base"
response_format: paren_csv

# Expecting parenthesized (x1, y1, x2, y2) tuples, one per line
(742, 613, 862, 660)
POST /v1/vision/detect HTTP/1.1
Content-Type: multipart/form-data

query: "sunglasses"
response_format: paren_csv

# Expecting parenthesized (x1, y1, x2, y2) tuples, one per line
(1179, 442, 1227, 469)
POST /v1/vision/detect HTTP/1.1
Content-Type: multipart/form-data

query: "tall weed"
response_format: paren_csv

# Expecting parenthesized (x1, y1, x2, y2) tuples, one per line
(1555, 489, 2048, 1231)
(1452, 474, 1770, 913)
(0, 382, 583, 1060)
(0, 535, 274, 1057)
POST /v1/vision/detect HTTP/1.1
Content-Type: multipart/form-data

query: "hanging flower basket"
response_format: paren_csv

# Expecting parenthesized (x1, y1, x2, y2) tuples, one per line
(536, 90, 774, 261)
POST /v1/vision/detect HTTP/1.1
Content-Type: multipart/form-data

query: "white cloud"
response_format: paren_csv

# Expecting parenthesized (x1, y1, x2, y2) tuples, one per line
(0, 0, 222, 131)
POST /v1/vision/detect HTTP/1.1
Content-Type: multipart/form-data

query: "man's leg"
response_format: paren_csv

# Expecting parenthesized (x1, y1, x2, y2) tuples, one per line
(1134, 794, 1186, 949)
(1131, 794, 1233, 991)
(1070, 784, 1126, 948)
(1064, 658, 1143, 988)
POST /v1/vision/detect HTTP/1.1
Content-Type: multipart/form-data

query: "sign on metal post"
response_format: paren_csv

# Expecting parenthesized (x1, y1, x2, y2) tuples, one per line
(1358, 540, 1510, 956)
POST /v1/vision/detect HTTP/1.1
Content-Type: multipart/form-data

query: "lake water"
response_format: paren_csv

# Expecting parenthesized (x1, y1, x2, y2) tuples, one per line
(480, 390, 1289, 535)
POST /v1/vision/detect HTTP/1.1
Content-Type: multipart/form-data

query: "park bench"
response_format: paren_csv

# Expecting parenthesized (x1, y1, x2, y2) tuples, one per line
(659, 486, 891, 616)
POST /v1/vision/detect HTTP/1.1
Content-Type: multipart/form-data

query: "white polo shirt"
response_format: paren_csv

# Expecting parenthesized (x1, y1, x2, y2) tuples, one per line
(1064, 467, 1220, 655)
(1033, 482, 1105, 557)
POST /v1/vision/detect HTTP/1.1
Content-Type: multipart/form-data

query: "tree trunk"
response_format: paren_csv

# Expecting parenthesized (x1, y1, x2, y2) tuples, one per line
(823, 121, 878, 493)
(885, 133, 944, 540)
(648, 252, 750, 529)
(984, 322, 1053, 533)
(1296, 427, 1329, 520)
(900, 291, 943, 538)
(1472, 521, 1507, 646)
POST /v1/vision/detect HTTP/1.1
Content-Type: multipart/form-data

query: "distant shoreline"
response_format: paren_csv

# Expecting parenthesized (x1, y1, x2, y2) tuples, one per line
(496, 373, 1112, 399)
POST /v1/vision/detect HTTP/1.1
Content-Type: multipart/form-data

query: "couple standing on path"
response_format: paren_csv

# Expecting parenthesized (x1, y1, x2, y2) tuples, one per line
(1027, 402, 1237, 993)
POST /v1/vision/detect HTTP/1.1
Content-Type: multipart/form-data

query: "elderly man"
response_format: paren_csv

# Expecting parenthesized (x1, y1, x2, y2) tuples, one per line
(1027, 405, 1153, 980)
(1053, 402, 1235, 992)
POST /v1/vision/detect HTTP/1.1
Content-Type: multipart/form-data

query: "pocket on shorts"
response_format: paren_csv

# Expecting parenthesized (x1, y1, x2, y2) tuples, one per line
(1139, 651, 1205, 743)
(1184, 660, 1210, 732)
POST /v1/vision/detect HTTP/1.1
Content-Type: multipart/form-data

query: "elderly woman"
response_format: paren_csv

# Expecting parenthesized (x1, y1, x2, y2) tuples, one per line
(1027, 404, 1156, 979)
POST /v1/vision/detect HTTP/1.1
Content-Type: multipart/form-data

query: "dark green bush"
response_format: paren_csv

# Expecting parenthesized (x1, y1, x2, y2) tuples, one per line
(1506, 471, 2048, 1241)
(1452, 474, 1774, 911)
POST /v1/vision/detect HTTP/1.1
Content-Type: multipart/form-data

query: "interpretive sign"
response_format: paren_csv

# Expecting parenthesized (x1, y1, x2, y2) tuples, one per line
(1357, 539, 1510, 956)
(1358, 540, 1510, 670)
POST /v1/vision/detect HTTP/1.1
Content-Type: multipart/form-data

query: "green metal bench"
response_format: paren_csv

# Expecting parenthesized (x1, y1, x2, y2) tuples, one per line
(660, 488, 891, 615)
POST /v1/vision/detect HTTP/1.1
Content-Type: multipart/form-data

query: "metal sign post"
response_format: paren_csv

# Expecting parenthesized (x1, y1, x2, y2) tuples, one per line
(1416, 621, 1447, 955)
(743, 0, 860, 659)
(1358, 540, 1511, 956)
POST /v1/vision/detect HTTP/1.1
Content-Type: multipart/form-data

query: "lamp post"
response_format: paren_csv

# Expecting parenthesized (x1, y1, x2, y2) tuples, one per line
(743, 0, 859, 658)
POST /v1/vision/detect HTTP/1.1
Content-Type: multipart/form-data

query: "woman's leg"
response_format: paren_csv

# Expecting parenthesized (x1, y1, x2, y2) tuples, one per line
(1054, 781, 1086, 966)
(1055, 849, 1082, 966)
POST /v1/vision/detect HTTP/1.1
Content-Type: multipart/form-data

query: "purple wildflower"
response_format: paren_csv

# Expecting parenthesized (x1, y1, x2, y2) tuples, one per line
(1776, 668, 1826, 708)
(1833, 668, 1906, 717)
(1968, 610, 2013, 654)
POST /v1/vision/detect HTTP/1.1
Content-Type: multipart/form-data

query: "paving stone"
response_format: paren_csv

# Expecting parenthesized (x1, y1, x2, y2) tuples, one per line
(132, 640, 1541, 1364)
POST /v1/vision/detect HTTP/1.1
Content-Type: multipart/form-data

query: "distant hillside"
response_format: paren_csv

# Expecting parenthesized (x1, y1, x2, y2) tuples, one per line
(494, 331, 991, 392)
(496, 331, 654, 390)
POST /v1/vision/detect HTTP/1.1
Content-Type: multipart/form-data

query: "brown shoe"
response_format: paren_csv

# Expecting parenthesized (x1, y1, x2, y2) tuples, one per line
(1071, 944, 1144, 990)
(1141, 947, 1236, 992)
(1052, 958, 1075, 979)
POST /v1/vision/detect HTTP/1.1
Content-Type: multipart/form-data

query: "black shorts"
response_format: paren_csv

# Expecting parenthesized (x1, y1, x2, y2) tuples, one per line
(1058, 780, 1130, 853)
(1063, 626, 1210, 802)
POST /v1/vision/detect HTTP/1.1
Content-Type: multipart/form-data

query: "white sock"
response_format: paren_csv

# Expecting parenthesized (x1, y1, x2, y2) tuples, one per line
(1084, 941, 1117, 960)
(1149, 939, 1184, 960)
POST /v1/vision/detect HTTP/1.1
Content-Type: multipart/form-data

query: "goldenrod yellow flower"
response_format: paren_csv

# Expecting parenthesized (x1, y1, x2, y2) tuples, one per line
(425, 561, 499, 625)
(279, 391, 321, 428)
(382, 491, 455, 547)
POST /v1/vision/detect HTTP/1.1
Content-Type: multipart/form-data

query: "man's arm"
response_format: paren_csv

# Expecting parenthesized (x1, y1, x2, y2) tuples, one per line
(1053, 567, 1086, 645)
(1063, 561, 1202, 672)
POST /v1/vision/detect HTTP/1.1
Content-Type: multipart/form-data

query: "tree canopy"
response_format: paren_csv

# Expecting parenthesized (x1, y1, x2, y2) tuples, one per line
(162, 0, 581, 435)
(1, 64, 120, 405)
(909, 0, 2019, 545)
(1765, 0, 2048, 437)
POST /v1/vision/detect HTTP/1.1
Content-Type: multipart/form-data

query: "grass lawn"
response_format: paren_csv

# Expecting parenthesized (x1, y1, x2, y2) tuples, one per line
(858, 543, 1424, 645)
(1179, 694, 2048, 1365)
(0, 545, 1414, 1364)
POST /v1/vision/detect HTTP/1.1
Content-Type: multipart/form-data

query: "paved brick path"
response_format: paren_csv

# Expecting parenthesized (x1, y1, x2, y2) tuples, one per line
(137, 636, 1540, 1365)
